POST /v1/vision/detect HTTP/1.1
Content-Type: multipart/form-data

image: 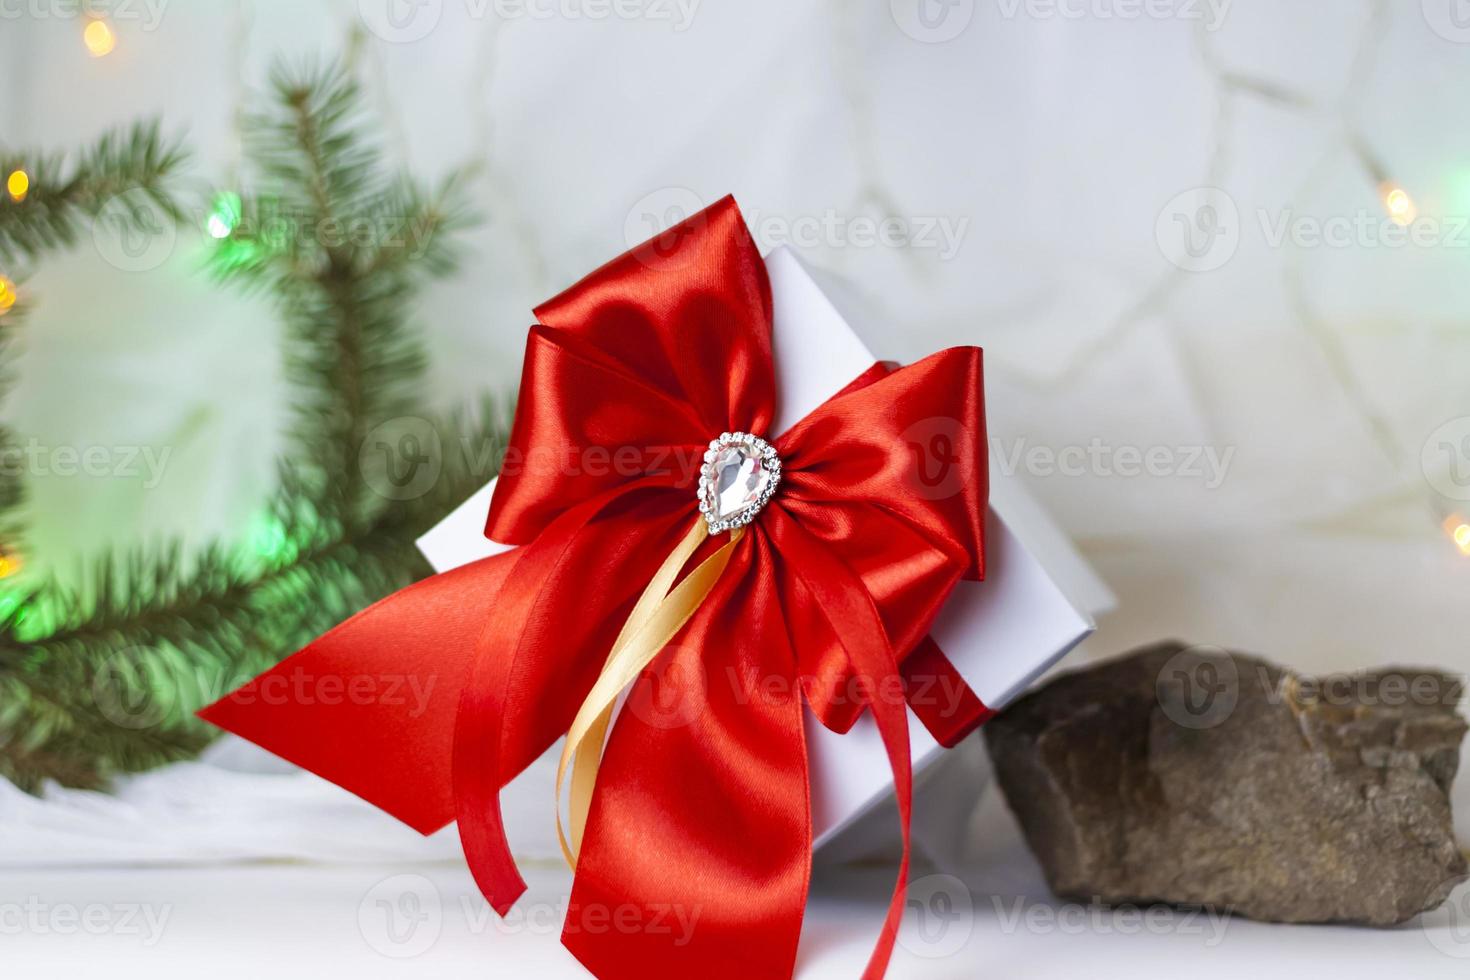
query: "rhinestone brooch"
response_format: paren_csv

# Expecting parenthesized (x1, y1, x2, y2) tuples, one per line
(697, 432, 781, 534)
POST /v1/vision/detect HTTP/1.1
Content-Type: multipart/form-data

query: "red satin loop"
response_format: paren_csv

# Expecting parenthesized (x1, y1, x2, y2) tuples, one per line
(200, 195, 988, 980)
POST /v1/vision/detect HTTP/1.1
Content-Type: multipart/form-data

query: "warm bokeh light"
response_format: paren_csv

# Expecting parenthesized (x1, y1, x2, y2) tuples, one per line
(83, 18, 116, 58)
(0, 553, 20, 579)
(1444, 515, 1470, 557)
(0, 275, 16, 315)
(5, 169, 28, 203)
(1381, 183, 1416, 226)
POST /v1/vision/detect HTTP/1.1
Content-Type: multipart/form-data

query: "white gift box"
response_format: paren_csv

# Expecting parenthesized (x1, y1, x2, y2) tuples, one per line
(418, 246, 1110, 856)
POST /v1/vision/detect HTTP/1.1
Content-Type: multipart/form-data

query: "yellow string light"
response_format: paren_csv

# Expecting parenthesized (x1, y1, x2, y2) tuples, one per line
(0, 552, 20, 579)
(1380, 183, 1416, 227)
(0, 276, 16, 315)
(1444, 516, 1470, 557)
(83, 18, 116, 58)
(5, 170, 27, 203)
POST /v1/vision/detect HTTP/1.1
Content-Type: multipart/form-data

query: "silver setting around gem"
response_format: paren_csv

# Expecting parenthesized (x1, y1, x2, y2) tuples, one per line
(697, 431, 781, 534)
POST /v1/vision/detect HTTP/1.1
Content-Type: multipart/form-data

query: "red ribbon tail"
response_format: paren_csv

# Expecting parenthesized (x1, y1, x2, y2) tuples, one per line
(452, 486, 683, 917)
(769, 512, 912, 979)
(562, 538, 813, 980)
(453, 622, 528, 916)
(858, 671, 912, 980)
(451, 526, 589, 916)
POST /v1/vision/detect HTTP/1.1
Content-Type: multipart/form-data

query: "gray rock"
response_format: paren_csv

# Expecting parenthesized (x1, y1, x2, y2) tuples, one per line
(984, 640, 1469, 926)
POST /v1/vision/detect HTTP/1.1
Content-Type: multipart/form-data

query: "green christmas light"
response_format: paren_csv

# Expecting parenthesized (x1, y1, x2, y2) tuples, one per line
(206, 191, 242, 240)
(246, 512, 296, 566)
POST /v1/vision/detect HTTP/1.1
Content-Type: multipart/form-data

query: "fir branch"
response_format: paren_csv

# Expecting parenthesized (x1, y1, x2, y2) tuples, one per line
(211, 60, 475, 523)
(0, 299, 25, 548)
(0, 405, 505, 792)
(0, 120, 189, 269)
(0, 58, 490, 793)
(0, 120, 188, 559)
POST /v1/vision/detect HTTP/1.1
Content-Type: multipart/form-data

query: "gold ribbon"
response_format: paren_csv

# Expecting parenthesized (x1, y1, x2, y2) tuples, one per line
(556, 517, 745, 868)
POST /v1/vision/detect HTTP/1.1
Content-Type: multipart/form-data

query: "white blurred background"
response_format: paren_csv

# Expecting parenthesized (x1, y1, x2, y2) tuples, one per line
(4, 0, 1468, 679)
(2, 1, 1469, 974)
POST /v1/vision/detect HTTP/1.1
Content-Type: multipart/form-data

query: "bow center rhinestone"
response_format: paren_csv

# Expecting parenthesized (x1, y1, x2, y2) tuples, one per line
(698, 432, 781, 533)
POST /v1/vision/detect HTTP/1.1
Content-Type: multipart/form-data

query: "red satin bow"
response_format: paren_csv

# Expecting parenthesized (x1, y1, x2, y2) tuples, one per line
(202, 196, 988, 979)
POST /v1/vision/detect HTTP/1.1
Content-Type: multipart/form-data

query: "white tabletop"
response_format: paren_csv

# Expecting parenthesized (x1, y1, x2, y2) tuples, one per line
(7, 788, 1467, 979)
